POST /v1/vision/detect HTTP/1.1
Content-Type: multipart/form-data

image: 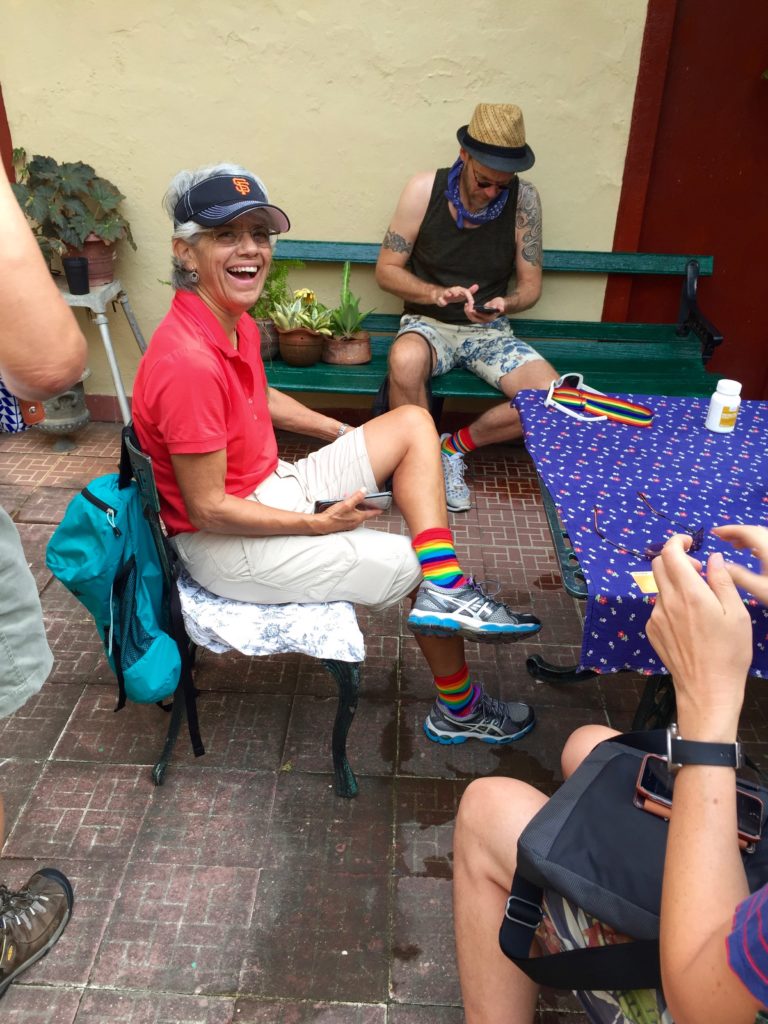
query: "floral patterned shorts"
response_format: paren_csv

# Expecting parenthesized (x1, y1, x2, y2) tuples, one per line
(396, 313, 545, 389)
(539, 891, 671, 1024)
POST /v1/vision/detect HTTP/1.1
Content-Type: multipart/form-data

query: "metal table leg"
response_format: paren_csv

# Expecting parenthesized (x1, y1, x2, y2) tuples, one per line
(118, 292, 147, 354)
(92, 311, 132, 425)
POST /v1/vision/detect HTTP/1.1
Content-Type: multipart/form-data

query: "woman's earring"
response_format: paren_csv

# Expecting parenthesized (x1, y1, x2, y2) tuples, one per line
(189, 269, 199, 284)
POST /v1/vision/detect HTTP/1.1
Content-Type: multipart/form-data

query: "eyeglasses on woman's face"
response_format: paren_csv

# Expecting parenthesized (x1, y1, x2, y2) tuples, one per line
(205, 225, 277, 248)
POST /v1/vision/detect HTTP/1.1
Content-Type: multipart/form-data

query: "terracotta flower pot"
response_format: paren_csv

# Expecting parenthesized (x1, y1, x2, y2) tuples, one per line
(67, 233, 116, 286)
(322, 331, 372, 365)
(255, 318, 280, 361)
(278, 328, 324, 367)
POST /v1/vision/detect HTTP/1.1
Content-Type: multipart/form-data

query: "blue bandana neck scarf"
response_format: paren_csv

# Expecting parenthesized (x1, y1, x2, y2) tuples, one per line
(444, 157, 510, 229)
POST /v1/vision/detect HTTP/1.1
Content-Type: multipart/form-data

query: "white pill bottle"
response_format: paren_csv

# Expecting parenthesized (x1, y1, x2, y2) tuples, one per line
(705, 378, 742, 433)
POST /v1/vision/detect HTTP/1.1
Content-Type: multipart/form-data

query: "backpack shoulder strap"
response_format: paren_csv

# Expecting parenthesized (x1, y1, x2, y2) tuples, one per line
(499, 872, 662, 991)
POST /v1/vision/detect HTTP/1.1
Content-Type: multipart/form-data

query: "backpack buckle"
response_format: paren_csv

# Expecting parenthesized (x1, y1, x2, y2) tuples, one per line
(504, 894, 543, 929)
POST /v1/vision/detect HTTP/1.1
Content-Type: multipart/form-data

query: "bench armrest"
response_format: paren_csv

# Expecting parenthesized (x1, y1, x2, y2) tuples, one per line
(676, 259, 724, 363)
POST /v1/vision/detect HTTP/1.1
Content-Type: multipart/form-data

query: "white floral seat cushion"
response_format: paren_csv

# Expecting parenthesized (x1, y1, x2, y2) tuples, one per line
(176, 570, 365, 663)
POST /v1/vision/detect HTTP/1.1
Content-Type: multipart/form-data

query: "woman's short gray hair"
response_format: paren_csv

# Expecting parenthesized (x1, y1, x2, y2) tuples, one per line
(164, 162, 272, 292)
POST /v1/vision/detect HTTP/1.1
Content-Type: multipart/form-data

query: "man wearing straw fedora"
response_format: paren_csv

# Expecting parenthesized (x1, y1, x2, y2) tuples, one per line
(376, 102, 558, 513)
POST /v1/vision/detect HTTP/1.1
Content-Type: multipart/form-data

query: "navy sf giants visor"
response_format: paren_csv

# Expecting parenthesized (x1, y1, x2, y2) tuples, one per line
(173, 174, 290, 233)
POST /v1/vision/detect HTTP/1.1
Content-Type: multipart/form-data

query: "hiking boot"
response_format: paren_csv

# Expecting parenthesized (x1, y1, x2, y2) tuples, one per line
(0, 869, 74, 999)
(424, 688, 535, 744)
(407, 577, 542, 643)
(440, 434, 471, 512)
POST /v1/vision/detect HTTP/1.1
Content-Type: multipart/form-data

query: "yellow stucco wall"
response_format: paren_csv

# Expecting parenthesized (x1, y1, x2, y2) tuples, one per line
(0, 0, 647, 401)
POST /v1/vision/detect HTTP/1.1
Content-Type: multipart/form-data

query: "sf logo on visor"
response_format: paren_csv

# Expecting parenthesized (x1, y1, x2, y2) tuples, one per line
(232, 177, 251, 196)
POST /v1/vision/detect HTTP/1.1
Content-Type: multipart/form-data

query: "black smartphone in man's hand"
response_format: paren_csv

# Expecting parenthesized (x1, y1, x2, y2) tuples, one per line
(314, 491, 393, 514)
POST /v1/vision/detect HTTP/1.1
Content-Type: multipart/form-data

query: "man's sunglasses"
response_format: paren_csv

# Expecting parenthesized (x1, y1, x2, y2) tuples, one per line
(468, 159, 516, 192)
(593, 491, 704, 561)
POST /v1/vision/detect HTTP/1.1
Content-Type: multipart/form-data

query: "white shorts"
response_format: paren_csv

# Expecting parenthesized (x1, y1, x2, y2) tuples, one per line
(173, 427, 421, 611)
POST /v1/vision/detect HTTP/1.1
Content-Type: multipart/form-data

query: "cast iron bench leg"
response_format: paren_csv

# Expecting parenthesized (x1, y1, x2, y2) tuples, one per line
(322, 658, 361, 799)
(526, 655, 597, 685)
(631, 674, 676, 731)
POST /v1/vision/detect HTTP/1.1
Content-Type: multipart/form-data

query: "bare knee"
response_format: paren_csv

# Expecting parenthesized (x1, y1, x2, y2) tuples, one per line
(499, 359, 559, 399)
(386, 403, 438, 441)
(561, 724, 618, 778)
(388, 333, 432, 385)
(455, 777, 547, 883)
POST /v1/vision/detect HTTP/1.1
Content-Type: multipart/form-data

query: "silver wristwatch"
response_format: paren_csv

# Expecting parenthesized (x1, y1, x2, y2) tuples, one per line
(666, 722, 743, 774)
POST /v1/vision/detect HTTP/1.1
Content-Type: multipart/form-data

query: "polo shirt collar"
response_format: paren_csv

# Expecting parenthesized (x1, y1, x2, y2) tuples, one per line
(172, 290, 249, 359)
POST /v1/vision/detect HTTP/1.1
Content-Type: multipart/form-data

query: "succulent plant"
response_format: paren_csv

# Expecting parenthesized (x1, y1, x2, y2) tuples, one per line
(329, 261, 374, 339)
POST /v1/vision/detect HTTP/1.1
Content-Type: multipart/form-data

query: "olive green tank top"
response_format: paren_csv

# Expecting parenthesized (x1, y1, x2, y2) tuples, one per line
(404, 167, 519, 325)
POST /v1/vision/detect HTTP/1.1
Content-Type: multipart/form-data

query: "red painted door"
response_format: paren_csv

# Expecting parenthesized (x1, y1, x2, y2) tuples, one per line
(605, 0, 768, 398)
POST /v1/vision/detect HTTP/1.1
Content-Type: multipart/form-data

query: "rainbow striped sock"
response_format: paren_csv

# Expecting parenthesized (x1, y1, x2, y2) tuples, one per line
(412, 527, 468, 589)
(441, 427, 477, 458)
(435, 665, 478, 718)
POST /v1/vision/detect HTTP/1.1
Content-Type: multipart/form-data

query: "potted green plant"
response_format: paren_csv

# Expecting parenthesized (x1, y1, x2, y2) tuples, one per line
(324, 261, 374, 365)
(11, 148, 136, 286)
(249, 257, 304, 360)
(272, 291, 333, 367)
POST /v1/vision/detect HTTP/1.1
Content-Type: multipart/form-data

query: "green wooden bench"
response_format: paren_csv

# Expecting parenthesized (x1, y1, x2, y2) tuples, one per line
(266, 241, 723, 417)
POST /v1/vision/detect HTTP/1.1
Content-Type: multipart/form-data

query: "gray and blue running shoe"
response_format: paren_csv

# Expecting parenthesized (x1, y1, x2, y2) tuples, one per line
(424, 689, 535, 745)
(407, 577, 541, 643)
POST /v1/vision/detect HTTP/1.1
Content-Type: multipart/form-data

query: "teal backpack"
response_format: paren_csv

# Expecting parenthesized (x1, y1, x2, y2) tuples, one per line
(46, 437, 181, 707)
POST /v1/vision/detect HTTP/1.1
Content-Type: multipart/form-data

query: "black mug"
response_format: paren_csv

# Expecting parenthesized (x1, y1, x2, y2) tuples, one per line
(62, 256, 90, 295)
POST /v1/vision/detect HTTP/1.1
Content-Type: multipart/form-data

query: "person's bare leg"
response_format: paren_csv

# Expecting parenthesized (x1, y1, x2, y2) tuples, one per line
(462, 359, 559, 449)
(561, 724, 619, 778)
(454, 777, 547, 1024)
(362, 405, 447, 536)
(411, 621, 466, 675)
(387, 332, 435, 409)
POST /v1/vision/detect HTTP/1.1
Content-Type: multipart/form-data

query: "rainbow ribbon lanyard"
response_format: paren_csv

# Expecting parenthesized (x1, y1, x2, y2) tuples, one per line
(544, 374, 654, 427)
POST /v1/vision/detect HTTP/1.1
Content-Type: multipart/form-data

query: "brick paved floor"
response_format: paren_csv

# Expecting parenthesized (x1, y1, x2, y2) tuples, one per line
(3, 421, 767, 1023)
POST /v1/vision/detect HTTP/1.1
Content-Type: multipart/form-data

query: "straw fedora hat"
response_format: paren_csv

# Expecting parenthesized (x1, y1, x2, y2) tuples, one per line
(456, 103, 535, 172)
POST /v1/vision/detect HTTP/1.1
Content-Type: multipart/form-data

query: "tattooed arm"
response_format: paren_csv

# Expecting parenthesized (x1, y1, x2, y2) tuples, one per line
(504, 180, 543, 314)
(375, 171, 478, 308)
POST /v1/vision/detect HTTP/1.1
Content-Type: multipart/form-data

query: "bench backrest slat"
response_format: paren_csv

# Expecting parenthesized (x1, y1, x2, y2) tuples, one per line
(362, 313, 689, 342)
(274, 240, 713, 277)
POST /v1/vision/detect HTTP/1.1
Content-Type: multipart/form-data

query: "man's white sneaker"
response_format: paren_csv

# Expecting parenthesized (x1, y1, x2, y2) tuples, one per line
(440, 434, 471, 512)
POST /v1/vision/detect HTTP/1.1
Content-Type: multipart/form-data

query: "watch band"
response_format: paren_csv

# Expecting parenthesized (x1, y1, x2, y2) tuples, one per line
(666, 722, 743, 772)
(337, 423, 351, 438)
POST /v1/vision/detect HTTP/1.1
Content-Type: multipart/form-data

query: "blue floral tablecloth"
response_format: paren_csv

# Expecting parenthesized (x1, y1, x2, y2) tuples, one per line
(514, 391, 768, 677)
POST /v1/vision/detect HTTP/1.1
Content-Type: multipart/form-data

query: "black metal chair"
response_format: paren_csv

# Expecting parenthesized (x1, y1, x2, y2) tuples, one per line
(121, 425, 363, 797)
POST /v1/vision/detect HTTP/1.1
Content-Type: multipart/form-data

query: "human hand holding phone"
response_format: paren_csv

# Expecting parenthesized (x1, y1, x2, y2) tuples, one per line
(314, 491, 392, 514)
(634, 753, 763, 848)
(466, 297, 502, 322)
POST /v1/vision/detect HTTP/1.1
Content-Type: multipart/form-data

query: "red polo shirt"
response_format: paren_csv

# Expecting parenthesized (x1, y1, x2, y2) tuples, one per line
(132, 291, 278, 535)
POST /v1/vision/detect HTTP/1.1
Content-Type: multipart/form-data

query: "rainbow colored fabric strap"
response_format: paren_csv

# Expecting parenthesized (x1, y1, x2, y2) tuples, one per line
(550, 386, 654, 427)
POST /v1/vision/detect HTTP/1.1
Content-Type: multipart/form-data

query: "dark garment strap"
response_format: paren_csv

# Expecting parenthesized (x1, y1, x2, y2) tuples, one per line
(499, 873, 662, 991)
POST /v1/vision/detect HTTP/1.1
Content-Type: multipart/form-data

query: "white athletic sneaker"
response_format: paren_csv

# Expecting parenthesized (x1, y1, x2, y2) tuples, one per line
(440, 434, 471, 512)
